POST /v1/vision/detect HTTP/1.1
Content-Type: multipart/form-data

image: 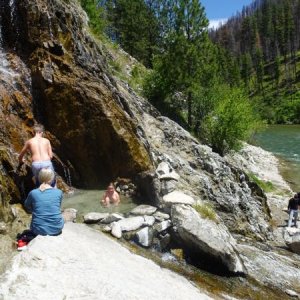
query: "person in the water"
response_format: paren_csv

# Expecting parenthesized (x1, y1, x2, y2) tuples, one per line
(101, 183, 120, 206)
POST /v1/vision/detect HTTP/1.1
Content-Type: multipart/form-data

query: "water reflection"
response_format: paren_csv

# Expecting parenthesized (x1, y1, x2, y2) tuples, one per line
(62, 190, 137, 222)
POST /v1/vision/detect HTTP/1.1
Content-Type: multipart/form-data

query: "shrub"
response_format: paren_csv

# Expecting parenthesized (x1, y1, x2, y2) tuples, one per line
(201, 85, 261, 156)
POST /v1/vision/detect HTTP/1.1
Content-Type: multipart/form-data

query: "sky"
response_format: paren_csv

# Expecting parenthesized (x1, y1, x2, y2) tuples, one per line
(200, 0, 254, 29)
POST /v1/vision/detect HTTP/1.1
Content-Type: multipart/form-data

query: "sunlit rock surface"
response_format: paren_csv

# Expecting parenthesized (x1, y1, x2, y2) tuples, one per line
(0, 223, 212, 300)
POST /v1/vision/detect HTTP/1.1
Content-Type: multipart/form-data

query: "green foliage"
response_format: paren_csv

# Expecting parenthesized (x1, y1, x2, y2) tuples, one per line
(200, 85, 261, 156)
(80, 0, 106, 35)
(248, 173, 275, 193)
(143, 0, 213, 128)
(193, 203, 219, 223)
(105, 0, 160, 67)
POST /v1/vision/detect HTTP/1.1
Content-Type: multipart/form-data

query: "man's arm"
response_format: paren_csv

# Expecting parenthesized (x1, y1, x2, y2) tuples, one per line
(18, 141, 29, 163)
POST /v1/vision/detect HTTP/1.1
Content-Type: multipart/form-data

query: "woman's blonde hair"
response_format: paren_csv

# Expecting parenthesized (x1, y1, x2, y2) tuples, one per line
(38, 168, 55, 184)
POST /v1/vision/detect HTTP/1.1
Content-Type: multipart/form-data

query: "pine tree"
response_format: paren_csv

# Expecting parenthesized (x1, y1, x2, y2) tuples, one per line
(103, 0, 160, 67)
(157, 0, 210, 128)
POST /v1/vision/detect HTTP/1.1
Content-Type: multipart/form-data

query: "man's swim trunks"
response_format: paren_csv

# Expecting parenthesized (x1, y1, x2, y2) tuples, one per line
(31, 160, 55, 187)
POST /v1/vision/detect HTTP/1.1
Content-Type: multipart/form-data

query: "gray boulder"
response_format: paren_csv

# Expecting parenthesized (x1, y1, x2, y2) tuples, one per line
(162, 191, 195, 206)
(135, 227, 154, 247)
(101, 213, 124, 224)
(83, 212, 109, 224)
(143, 215, 156, 226)
(153, 211, 170, 222)
(284, 228, 300, 254)
(154, 220, 172, 233)
(238, 244, 300, 294)
(130, 205, 157, 216)
(171, 204, 245, 274)
(111, 216, 146, 238)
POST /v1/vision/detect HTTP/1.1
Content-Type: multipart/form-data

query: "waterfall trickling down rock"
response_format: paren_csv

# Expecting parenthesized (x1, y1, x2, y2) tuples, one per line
(0, 0, 152, 193)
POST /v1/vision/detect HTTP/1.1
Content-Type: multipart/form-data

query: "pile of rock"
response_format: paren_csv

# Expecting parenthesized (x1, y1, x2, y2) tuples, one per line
(83, 205, 171, 251)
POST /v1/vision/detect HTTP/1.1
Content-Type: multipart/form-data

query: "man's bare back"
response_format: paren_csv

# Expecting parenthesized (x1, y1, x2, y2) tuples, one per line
(18, 124, 55, 186)
(19, 135, 53, 163)
(25, 136, 52, 162)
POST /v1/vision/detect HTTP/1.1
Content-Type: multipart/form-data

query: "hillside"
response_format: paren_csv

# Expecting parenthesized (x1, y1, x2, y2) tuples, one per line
(210, 0, 300, 124)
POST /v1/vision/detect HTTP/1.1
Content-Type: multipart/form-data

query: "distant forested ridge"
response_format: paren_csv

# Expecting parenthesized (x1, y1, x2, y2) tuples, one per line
(210, 0, 300, 124)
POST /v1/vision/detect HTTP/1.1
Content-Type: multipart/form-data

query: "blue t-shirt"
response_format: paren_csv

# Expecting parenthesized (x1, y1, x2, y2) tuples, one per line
(25, 188, 64, 236)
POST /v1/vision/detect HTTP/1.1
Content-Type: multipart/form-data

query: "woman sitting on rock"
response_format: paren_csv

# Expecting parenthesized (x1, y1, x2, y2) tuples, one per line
(101, 183, 120, 207)
(17, 168, 64, 250)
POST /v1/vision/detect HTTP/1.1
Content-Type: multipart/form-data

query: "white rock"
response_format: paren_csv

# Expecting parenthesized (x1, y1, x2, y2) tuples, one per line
(163, 191, 195, 206)
(143, 215, 156, 226)
(111, 222, 122, 238)
(136, 227, 153, 247)
(117, 216, 145, 232)
(130, 205, 157, 215)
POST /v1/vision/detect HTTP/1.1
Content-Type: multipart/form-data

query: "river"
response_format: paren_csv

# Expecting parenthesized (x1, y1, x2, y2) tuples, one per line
(253, 124, 300, 192)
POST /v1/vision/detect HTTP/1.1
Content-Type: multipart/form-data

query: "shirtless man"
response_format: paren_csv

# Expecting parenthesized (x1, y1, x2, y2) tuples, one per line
(18, 124, 55, 186)
(101, 183, 120, 206)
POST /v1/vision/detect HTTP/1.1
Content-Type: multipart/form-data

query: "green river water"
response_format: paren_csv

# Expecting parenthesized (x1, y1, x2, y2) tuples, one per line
(253, 124, 300, 192)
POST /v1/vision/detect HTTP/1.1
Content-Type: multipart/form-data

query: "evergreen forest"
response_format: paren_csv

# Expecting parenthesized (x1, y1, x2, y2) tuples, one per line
(80, 0, 300, 156)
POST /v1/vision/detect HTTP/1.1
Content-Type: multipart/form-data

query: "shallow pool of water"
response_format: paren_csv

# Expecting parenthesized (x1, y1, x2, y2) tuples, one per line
(62, 190, 137, 222)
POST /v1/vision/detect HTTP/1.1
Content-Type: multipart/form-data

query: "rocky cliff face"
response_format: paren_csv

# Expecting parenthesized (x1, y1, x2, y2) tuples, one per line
(0, 0, 153, 207)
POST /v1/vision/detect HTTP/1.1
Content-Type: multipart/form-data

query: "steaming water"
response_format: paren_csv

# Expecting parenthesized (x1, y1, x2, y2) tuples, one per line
(253, 125, 300, 192)
(62, 190, 137, 222)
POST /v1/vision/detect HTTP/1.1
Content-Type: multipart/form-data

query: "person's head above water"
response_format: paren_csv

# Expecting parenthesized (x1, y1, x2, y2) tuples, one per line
(107, 183, 116, 193)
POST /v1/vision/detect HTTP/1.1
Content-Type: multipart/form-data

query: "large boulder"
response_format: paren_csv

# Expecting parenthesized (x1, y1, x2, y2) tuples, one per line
(284, 228, 300, 254)
(0, 223, 212, 300)
(238, 244, 300, 295)
(171, 204, 246, 274)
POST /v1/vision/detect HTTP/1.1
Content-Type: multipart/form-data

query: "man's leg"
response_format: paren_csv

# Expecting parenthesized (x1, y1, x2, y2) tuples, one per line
(288, 210, 294, 227)
(294, 210, 298, 227)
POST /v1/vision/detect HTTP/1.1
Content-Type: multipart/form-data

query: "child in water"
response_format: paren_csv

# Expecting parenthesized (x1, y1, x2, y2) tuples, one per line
(101, 183, 120, 207)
